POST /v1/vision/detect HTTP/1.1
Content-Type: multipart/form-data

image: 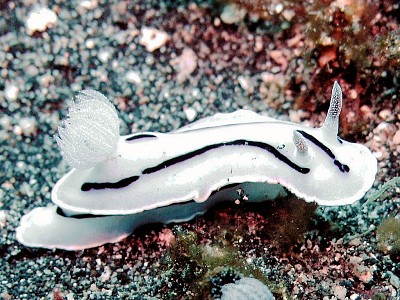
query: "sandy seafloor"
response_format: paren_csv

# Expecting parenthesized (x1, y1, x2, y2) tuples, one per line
(0, 0, 400, 299)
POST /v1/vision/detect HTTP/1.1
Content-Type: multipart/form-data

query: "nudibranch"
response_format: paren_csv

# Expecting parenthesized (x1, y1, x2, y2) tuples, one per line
(16, 82, 377, 250)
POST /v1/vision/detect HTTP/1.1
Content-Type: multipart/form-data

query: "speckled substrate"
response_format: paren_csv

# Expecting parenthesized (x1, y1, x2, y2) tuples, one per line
(0, 0, 399, 299)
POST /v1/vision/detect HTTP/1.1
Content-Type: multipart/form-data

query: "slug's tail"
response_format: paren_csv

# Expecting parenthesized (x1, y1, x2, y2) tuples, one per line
(55, 90, 120, 170)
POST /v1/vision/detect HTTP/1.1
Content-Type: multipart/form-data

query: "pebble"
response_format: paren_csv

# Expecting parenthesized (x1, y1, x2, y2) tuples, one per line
(20, 182, 33, 197)
(275, 3, 284, 14)
(184, 107, 197, 122)
(4, 83, 19, 101)
(26, 7, 57, 35)
(237, 75, 254, 94)
(220, 4, 246, 24)
(379, 109, 394, 121)
(126, 71, 142, 85)
(85, 39, 95, 49)
(0, 115, 12, 130)
(139, 27, 169, 52)
(19, 117, 37, 136)
(282, 9, 296, 21)
(269, 50, 287, 69)
(333, 285, 347, 300)
(98, 50, 112, 63)
(170, 48, 198, 83)
(78, 0, 98, 10)
(0, 210, 6, 229)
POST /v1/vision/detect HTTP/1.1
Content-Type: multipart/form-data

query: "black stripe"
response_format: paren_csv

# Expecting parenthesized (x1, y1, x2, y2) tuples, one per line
(81, 140, 309, 192)
(296, 130, 335, 158)
(81, 175, 140, 191)
(56, 207, 109, 219)
(296, 130, 350, 173)
(126, 133, 158, 141)
(334, 160, 350, 172)
(142, 140, 310, 174)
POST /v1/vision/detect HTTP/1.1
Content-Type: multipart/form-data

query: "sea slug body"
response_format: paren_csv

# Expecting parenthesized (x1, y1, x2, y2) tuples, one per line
(16, 82, 377, 250)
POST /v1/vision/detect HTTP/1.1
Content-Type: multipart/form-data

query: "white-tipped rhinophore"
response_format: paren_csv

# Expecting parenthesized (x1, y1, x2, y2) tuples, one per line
(322, 81, 342, 136)
(55, 90, 120, 169)
(292, 130, 308, 154)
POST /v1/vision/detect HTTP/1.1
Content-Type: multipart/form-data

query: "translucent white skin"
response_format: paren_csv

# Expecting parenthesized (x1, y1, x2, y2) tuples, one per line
(16, 82, 378, 250)
(16, 182, 286, 250)
(51, 115, 377, 215)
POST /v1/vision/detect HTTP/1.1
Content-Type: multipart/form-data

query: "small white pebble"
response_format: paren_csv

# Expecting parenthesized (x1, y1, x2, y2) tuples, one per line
(220, 4, 246, 24)
(275, 3, 284, 14)
(214, 75, 224, 85)
(20, 182, 33, 196)
(16, 161, 26, 169)
(349, 89, 358, 99)
(26, 7, 57, 35)
(282, 9, 296, 21)
(184, 107, 197, 122)
(40, 74, 55, 87)
(13, 125, 23, 135)
(19, 117, 37, 136)
(4, 83, 19, 101)
(43, 269, 52, 275)
(126, 71, 142, 85)
(0, 210, 6, 229)
(79, 0, 98, 9)
(238, 75, 254, 93)
(333, 285, 347, 300)
(376, 122, 389, 132)
(214, 17, 221, 26)
(99, 266, 112, 282)
(378, 109, 393, 121)
(139, 27, 169, 52)
(271, 66, 281, 73)
(260, 72, 286, 87)
(170, 48, 197, 83)
(254, 37, 263, 52)
(98, 50, 111, 63)
(66, 293, 75, 300)
(85, 39, 95, 49)
(191, 88, 201, 98)
(0, 115, 12, 130)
